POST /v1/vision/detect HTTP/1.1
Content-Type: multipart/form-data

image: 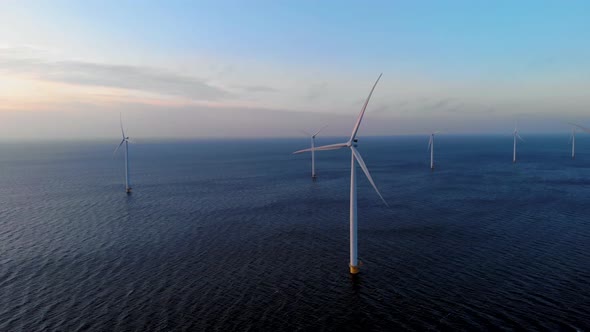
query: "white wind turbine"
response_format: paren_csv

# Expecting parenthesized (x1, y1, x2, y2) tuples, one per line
(513, 121, 524, 163)
(293, 74, 387, 275)
(114, 114, 132, 193)
(570, 126, 576, 160)
(569, 123, 590, 159)
(427, 131, 440, 170)
(300, 126, 327, 180)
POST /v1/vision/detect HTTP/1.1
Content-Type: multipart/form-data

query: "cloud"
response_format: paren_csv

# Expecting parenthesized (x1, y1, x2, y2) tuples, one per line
(234, 85, 278, 93)
(430, 98, 453, 109)
(0, 47, 228, 101)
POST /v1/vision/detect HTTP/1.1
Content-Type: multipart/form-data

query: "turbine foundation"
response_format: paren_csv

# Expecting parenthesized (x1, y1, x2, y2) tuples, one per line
(349, 265, 360, 274)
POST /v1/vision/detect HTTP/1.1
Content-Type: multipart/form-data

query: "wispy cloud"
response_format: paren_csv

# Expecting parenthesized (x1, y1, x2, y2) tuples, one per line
(430, 98, 454, 110)
(0, 47, 229, 101)
(234, 85, 278, 93)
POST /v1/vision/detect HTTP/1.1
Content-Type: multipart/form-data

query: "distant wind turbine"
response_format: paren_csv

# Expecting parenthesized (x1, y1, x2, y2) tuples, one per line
(427, 131, 440, 170)
(570, 126, 576, 159)
(293, 74, 387, 275)
(300, 126, 327, 180)
(569, 123, 590, 159)
(513, 122, 524, 163)
(114, 114, 132, 193)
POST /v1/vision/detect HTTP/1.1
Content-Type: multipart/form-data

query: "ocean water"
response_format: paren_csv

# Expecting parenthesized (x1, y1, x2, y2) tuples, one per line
(0, 135, 589, 331)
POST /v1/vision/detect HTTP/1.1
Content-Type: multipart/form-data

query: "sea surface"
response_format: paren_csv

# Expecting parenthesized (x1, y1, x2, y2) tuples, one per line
(0, 136, 589, 331)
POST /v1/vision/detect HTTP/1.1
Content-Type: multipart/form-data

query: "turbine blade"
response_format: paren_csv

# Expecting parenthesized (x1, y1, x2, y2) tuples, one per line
(569, 122, 590, 134)
(427, 136, 432, 151)
(300, 129, 311, 137)
(517, 133, 525, 142)
(313, 125, 328, 137)
(293, 142, 348, 154)
(350, 146, 388, 207)
(349, 73, 382, 142)
(120, 113, 126, 139)
(113, 139, 125, 155)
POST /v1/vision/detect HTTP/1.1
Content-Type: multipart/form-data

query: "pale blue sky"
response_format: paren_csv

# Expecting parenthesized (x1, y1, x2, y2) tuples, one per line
(1, 1, 589, 138)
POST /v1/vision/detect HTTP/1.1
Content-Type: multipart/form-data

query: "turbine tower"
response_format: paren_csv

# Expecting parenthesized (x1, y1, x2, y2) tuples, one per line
(293, 74, 387, 274)
(571, 127, 576, 160)
(513, 122, 524, 163)
(427, 131, 439, 170)
(114, 114, 132, 193)
(300, 126, 327, 180)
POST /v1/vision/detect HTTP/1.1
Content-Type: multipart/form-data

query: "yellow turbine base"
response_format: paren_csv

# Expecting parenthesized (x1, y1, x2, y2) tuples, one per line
(349, 265, 360, 274)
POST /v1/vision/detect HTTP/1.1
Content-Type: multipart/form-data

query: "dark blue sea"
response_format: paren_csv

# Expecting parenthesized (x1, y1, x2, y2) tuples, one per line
(0, 136, 589, 331)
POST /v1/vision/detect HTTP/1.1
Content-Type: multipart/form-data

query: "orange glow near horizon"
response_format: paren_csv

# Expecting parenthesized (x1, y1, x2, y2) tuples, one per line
(0, 75, 262, 112)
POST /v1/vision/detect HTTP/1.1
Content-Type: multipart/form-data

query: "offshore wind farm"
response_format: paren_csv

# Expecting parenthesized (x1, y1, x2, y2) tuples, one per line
(2, 133, 590, 331)
(1, 1, 590, 331)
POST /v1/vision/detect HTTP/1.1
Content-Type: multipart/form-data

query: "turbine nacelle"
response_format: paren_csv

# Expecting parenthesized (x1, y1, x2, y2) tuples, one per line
(513, 121, 525, 142)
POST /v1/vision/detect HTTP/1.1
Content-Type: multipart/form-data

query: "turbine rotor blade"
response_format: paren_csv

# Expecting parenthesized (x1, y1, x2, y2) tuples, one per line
(300, 129, 311, 137)
(517, 133, 525, 142)
(293, 142, 348, 154)
(350, 146, 388, 207)
(313, 125, 328, 137)
(349, 73, 382, 142)
(427, 136, 432, 151)
(114, 139, 125, 155)
(120, 113, 126, 139)
(569, 122, 590, 134)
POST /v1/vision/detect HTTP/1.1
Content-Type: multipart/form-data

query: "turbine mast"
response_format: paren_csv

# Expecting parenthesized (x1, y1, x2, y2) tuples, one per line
(572, 128, 576, 160)
(430, 133, 435, 170)
(349, 151, 359, 274)
(125, 139, 131, 193)
(513, 132, 517, 163)
(311, 136, 316, 179)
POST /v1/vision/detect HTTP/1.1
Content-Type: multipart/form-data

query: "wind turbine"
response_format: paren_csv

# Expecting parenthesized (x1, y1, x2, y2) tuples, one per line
(427, 131, 440, 170)
(293, 74, 387, 274)
(569, 123, 590, 159)
(300, 126, 327, 180)
(114, 114, 132, 193)
(513, 122, 524, 163)
(570, 126, 576, 159)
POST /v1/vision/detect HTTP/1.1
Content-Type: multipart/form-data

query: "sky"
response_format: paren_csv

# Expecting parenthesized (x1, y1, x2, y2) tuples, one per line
(1, 0, 590, 139)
